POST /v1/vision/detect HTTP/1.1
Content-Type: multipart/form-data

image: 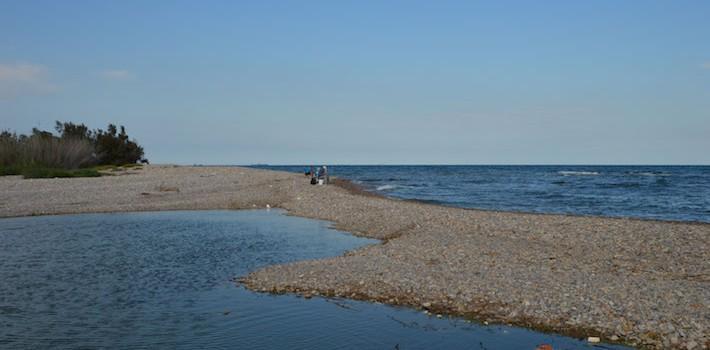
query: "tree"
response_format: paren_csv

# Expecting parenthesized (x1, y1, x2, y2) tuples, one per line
(55, 121, 92, 140)
(94, 123, 145, 165)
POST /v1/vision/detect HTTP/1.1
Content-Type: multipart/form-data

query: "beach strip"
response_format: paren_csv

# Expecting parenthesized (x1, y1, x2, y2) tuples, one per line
(1, 165, 707, 349)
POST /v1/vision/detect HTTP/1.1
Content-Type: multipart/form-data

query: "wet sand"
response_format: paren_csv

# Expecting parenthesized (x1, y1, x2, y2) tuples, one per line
(1, 165, 707, 349)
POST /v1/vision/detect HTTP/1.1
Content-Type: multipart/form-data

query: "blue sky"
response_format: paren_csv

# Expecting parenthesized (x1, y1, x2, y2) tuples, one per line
(1, 1, 709, 165)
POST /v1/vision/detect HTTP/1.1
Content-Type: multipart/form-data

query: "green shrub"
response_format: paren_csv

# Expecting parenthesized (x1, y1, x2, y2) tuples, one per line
(20, 167, 101, 179)
(0, 165, 22, 176)
(54, 121, 146, 165)
(1, 121, 147, 179)
(1, 165, 100, 178)
(122, 163, 142, 168)
(93, 124, 145, 165)
(1, 128, 96, 169)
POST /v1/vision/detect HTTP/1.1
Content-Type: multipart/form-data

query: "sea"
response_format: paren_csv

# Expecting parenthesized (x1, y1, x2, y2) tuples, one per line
(254, 165, 710, 223)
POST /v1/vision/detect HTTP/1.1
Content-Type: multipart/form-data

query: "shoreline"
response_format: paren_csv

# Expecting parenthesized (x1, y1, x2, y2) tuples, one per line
(2, 165, 706, 227)
(339, 174, 710, 227)
(1, 165, 707, 349)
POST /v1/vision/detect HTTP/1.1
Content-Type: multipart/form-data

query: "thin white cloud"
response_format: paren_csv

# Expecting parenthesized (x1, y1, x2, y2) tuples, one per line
(702, 62, 710, 70)
(0, 63, 44, 81)
(0, 62, 57, 99)
(99, 69, 134, 80)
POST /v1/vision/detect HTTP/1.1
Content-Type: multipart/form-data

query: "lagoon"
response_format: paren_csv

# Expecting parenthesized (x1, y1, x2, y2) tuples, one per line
(0, 210, 629, 349)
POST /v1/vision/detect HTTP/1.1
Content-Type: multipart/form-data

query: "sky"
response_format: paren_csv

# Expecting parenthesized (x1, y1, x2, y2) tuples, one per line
(1, 1, 709, 165)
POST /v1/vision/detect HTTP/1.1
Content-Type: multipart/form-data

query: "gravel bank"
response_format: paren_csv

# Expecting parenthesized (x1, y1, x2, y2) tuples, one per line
(1, 165, 707, 349)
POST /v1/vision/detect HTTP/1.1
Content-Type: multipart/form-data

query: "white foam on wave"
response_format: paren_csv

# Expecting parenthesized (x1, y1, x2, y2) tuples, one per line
(376, 184, 398, 191)
(558, 171, 600, 176)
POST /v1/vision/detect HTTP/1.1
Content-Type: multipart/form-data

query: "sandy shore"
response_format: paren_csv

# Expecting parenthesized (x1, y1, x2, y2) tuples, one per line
(1, 165, 707, 349)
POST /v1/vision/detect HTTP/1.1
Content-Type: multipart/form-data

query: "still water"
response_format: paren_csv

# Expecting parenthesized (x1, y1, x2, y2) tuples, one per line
(0, 210, 630, 349)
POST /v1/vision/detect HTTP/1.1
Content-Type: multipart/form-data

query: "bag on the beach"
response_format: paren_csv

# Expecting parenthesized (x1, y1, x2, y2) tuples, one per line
(310, 177, 317, 185)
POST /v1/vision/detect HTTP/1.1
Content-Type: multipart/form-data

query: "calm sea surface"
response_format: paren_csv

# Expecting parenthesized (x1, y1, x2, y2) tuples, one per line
(256, 165, 710, 223)
(0, 210, 630, 349)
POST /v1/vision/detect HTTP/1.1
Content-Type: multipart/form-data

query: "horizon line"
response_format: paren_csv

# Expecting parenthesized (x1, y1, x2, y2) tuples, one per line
(194, 163, 710, 167)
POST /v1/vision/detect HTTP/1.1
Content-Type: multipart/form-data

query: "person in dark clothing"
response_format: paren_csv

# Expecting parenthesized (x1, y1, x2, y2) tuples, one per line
(309, 165, 329, 185)
(315, 166, 329, 184)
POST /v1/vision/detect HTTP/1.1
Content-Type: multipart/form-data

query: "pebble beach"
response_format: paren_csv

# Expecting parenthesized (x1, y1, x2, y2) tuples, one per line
(1, 165, 707, 349)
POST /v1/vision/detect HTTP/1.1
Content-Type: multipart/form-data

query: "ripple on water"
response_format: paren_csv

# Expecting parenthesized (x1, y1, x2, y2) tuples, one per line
(0, 210, 632, 349)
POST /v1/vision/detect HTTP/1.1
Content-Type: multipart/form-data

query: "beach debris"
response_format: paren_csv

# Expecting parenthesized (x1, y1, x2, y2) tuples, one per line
(587, 336, 601, 343)
(266, 204, 271, 209)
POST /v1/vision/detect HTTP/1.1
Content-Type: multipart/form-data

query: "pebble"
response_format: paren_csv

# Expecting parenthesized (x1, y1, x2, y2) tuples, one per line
(5, 165, 708, 350)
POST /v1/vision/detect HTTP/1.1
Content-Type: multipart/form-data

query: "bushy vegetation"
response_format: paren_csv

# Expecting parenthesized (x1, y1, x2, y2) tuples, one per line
(0, 121, 147, 178)
(20, 167, 102, 179)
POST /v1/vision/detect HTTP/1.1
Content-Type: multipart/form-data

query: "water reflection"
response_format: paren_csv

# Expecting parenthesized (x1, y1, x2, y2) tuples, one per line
(0, 210, 630, 349)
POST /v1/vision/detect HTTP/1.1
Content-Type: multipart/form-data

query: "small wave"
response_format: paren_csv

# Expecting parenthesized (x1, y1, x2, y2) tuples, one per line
(407, 183, 430, 187)
(558, 171, 600, 176)
(0, 305, 23, 315)
(376, 184, 398, 191)
(600, 182, 642, 189)
(653, 178, 670, 186)
(627, 172, 672, 177)
(462, 179, 490, 184)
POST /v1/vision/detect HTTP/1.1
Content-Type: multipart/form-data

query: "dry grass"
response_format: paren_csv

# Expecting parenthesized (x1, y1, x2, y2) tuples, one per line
(0, 135, 95, 169)
(22, 137, 96, 169)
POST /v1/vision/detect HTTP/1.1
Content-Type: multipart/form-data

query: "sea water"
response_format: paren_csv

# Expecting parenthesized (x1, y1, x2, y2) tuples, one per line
(258, 165, 710, 223)
(0, 210, 630, 349)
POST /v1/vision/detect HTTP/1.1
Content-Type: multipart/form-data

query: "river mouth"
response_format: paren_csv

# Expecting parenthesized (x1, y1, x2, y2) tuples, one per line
(0, 210, 631, 349)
